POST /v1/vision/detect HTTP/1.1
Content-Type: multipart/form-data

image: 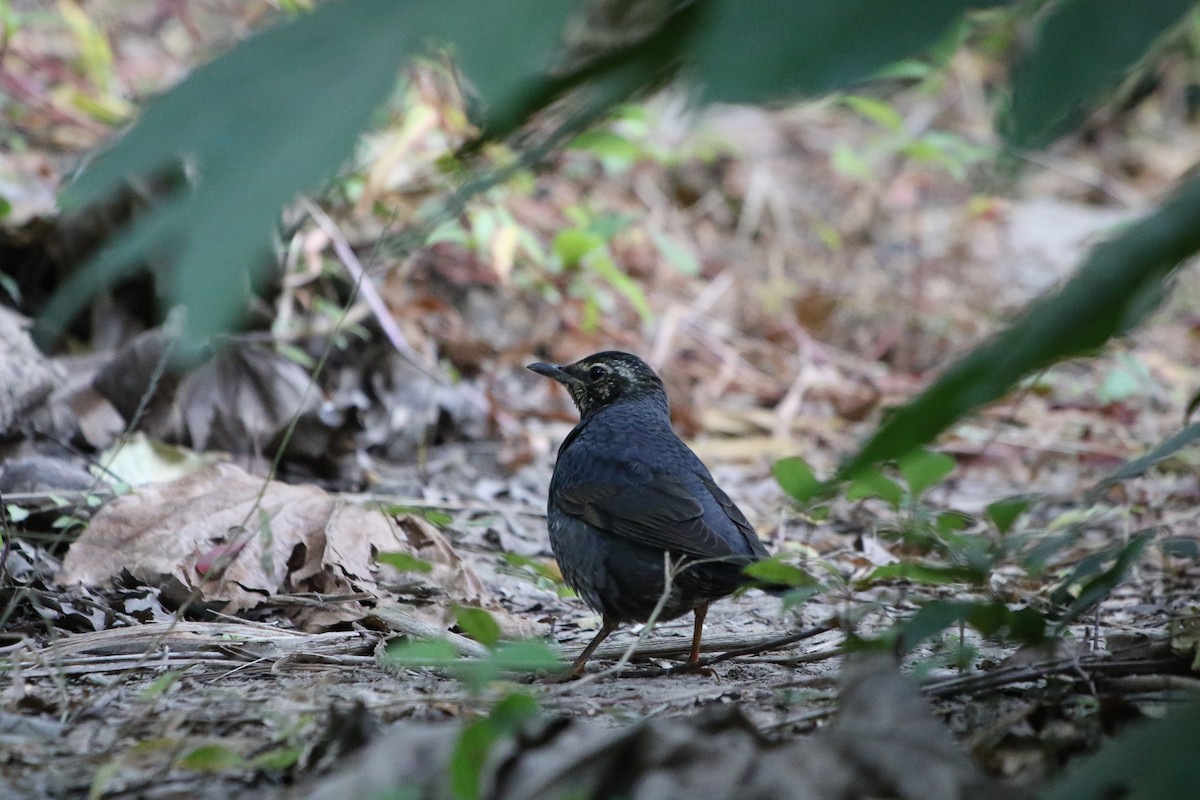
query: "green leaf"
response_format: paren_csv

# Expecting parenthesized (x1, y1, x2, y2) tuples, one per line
(383, 638, 462, 670)
(841, 94, 903, 131)
(898, 448, 955, 498)
(569, 129, 641, 167)
(1086, 421, 1200, 503)
(249, 745, 304, 771)
(553, 228, 604, 268)
(897, 600, 975, 651)
(1008, 0, 1196, 148)
(177, 743, 246, 772)
(376, 551, 434, 574)
(743, 558, 821, 588)
(501, 552, 566, 586)
(453, 606, 503, 649)
(451, 718, 494, 800)
(772, 456, 824, 504)
(651, 231, 700, 276)
(691, 0, 1001, 104)
(846, 468, 904, 509)
(839, 172, 1200, 478)
(897, 599, 1045, 652)
(1055, 531, 1155, 632)
(450, 692, 540, 800)
(589, 254, 654, 323)
(867, 562, 986, 587)
(985, 495, 1034, 534)
(453, 640, 563, 693)
(138, 671, 181, 700)
(1040, 700, 1200, 800)
(37, 0, 577, 349)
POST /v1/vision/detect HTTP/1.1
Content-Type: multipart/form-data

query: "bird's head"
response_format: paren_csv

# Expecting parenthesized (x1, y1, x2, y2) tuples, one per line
(528, 351, 667, 418)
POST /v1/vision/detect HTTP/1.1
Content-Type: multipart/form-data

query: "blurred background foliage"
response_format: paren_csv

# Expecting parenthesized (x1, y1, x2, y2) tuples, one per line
(24, 0, 1200, 481)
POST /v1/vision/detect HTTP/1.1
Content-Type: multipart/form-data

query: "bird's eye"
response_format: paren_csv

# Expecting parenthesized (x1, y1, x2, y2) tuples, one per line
(588, 364, 609, 380)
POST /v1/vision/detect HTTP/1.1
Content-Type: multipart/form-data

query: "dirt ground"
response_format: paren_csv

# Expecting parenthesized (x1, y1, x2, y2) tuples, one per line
(4, 3, 1200, 799)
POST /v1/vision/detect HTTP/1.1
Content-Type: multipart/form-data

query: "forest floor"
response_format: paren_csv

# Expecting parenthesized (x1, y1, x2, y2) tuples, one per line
(3, 3, 1200, 798)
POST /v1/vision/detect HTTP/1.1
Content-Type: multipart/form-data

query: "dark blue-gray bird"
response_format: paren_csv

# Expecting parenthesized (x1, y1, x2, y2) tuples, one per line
(528, 351, 778, 677)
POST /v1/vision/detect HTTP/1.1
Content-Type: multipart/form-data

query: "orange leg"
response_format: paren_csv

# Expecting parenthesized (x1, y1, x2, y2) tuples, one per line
(689, 602, 710, 664)
(568, 618, 620, 678)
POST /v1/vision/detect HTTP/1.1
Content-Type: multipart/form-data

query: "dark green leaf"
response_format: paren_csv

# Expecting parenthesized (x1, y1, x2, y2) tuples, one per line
(1040, 700, 1200, 800)
(38, 0, 578, 349)
(772, 456, 824, 504)
(1086, 421, 1200, 503)
(846, 468, 904, 508)
(985, 495, 1035, 534)
(691, 0, 1002, 104)
(1008, 0, 1196, 148)
(897, 600, 975, 651)
(453, 606, 503, 649)
(1055, 531, 1156, 631)
(935, 510, 972, 535)
(897, 599, 1045, 652)
(839, 173, 1200, 478)
(898, 448, 956, 498)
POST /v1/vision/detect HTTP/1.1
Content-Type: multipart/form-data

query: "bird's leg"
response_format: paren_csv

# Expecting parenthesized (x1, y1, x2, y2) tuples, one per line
(567, 618, 620, 678)
(689, 602, 710, 664)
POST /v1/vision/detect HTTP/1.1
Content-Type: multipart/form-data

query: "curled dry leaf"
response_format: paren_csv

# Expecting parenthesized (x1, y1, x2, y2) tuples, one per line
(58, 463, 484, 630)
(94, 332, 322, 454)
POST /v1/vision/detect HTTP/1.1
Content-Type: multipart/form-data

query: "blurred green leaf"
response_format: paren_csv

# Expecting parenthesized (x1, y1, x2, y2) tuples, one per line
(839, 173, 1200, 479)
(773, 456, 824, 504)
(384, 638, 462, 670)
(453, 606, 503, 648)
(249, 745, 304, 771)
(898, 448, 956, 498)
(846, 468, 904, 508)
(38, 0, 577, 350)
(450, 692, 540, 800)
(453, 640, 563, 693)
(590, 254, 654, 323)
(177, 743, 246, 772)
(743, 558, 821, 588)
(1054, 531, 1155, 632)
(841, 94, 904, 130)
(985, 495, 1034, 534)
(1008, 0, 1196, 148)
(1041, 699, 1200, 800)
(1086, 422, 1200, 503)
(691, 0, 1002, 104)
(377, 551, 434, 574)
(897, 599, 1045, 652)
(651, 230, 700, 276)
(867, 562, 987, 587)
(553, 228, 604, 268)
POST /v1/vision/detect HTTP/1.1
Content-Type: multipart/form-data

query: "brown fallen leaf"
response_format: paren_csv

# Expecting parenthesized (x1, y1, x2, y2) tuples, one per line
(57, 462, 491, 631)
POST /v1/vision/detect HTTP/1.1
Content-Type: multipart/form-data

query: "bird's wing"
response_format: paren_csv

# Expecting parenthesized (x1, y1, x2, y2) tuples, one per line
(553, 458, 741, 561)
(700, 474, 770, 559)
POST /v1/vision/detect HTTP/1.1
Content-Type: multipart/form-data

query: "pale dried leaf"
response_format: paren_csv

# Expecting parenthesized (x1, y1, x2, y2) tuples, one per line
(57, 463, 487, 630)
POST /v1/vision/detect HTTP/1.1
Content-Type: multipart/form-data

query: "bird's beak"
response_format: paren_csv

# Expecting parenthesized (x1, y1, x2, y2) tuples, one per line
(527, 362, 583, 386)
